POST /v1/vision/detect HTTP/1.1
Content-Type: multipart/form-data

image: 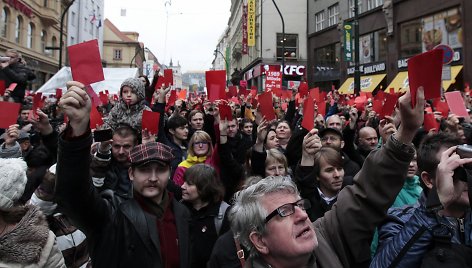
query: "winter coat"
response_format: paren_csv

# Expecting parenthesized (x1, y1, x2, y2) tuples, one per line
(55, 131, 191, 268)
(0, 61, 35, 103)
(246, 135, 416, 267)
(104, 78, 151, 133)
(371, 198, 472, 268)
(0, 205, 65, 268)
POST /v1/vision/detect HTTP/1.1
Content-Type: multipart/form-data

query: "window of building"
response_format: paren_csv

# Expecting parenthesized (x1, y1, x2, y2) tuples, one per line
(328, 4, 339, 27)
(52, 36, 57, 57)
(315, 11, 325, 32)
(84, 17, 87, 31)
(367, 0, 383, 11)
(90, 20, 93, 34)
(314, 43, 341, 67)
(71, 11, 76, 26)
(357, 29, 387, 64)
(44, 0, 48, 7)
(41, 30, 47, 53)
(1, 8, 8, 38)
(276, 34, 298, 60)
(70, 36, 75, 45)
(15, 16, 22, 44)
(113, 49, 122, 60)
(348, 0, 363, 18)
(27, 23, 34, 49)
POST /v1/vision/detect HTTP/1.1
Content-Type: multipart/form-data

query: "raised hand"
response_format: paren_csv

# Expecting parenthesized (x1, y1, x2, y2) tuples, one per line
(396, 87, 425, 144)
(58, 81, 91, 136)
(30, 109, 53, 135)
(379, 115, 397, 143)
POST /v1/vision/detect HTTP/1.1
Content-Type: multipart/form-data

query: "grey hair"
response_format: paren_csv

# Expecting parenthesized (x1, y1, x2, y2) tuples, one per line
(229, 176, 300, 257)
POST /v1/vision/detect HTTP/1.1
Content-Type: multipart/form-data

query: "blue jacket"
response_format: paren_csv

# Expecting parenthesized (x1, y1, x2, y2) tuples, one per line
(371, 196, 472, 268)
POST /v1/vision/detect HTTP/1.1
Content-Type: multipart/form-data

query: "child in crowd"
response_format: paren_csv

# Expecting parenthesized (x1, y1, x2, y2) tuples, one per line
(103, 77, 151, 133)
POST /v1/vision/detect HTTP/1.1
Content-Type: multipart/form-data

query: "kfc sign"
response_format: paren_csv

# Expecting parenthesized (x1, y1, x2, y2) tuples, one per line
(283, 65, 306, 76)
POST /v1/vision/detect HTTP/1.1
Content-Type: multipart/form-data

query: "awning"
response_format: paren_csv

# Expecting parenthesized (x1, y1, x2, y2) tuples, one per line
(385, 71, 409, 93)
(442, 65, 463, 91)
(338, 77, 354, 94)
(338, 74, 386, 94)
(386, 65, 463, 93)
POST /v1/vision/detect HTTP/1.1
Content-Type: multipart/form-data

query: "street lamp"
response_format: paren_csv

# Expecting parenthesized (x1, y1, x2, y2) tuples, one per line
(214, 49, 229, 86)
(59, 0, 76, 69)
(271, 0, 285, 84)
(354, 0, 360, 95)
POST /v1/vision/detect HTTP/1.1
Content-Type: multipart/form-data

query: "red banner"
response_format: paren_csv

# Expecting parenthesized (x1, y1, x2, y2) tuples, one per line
(264, 65, 282, 92)
(242, 4, 248, 55)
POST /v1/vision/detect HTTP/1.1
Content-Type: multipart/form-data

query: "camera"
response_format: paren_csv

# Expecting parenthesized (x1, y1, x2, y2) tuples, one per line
(454, 144, 472, 182)
(0, 56, 10, 62)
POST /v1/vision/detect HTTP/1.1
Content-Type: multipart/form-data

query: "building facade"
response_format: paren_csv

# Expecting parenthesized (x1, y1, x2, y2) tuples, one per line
(308, 0, 471, 93)
(67, 0, 104, 54)
(222, 0, 308, 91)
(167, 59, 183, 89)
(102, 18, 144, 75)
(0, 0, 70, 90)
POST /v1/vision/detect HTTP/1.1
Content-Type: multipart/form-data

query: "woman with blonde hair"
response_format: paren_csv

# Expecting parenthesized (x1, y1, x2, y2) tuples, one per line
(173, 130, 217, 186)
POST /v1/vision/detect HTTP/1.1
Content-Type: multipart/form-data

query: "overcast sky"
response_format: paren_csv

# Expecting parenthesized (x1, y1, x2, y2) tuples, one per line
(104, 0, 231, 73)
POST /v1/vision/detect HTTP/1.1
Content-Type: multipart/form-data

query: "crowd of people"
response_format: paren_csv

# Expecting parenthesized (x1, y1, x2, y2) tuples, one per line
(0, 55, 471, 267)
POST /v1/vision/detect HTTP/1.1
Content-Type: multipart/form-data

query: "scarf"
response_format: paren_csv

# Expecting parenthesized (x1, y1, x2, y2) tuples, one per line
(178, 155, 207, 169)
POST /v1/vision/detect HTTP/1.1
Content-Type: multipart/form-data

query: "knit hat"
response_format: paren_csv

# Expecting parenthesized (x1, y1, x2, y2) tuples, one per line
(120, 77, 145, 102)
(0, 158, 28, 211)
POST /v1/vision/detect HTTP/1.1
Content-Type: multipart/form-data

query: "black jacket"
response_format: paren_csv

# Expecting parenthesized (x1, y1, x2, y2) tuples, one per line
(56, 130, 191, 268)
(0, 62, 35, 103)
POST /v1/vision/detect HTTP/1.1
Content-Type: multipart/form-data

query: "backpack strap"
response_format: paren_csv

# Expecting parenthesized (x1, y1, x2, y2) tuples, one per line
(214, 201, 230, 236)
(388, 225, 428, 268)
(234, 236, 246, 268)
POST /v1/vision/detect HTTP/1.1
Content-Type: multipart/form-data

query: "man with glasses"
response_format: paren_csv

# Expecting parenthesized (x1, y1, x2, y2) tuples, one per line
(319, 127, 360, 177)
(230, 88, 425, 267)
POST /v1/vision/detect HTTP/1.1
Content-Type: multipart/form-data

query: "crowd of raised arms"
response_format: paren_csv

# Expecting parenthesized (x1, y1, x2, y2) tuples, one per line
(0, 49, 471, 268)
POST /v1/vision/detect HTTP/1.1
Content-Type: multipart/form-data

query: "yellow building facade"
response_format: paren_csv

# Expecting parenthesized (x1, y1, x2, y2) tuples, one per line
(0, 0, 69, 90)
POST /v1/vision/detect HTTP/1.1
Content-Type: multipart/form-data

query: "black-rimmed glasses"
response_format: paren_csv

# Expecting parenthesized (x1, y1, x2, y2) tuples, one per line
(264, 199, 311, 223)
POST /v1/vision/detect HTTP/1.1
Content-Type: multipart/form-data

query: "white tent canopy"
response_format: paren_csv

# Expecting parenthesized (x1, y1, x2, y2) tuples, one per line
(37, 67, 139, 96)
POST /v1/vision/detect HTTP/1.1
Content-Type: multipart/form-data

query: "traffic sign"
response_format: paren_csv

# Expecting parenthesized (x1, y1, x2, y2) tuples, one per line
(434, 44, 454, 65)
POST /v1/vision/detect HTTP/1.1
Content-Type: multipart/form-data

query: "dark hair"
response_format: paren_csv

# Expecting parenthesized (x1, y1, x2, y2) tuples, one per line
(20, 105, 32, 112)
(138, 75, 150, 88)
(24, 145, 53, 168)
(313, 147, 343, 177)
(184, 164, 224, 203)
(167, 115, 188, 130)
(417, 133, 461, 178)
(239, 118, 253, 130)
(113, 124, 139, 145)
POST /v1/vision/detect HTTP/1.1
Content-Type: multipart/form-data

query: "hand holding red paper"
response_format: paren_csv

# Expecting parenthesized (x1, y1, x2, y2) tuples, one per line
(142, 110, 160, 135)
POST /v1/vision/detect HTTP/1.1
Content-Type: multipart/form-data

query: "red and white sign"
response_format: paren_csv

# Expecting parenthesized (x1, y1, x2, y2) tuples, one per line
(264, 65, 282, 92)
(242, 4, 248, 55)
(434, 44, 454, 65)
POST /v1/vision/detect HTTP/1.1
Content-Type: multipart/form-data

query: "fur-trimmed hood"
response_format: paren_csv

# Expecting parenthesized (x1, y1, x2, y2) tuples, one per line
(0, 205, 64, 267)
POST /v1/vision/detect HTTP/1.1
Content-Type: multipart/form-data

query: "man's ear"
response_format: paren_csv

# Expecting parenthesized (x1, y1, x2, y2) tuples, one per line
(340, 140, 345, 149)
(420, 171, 434, 189)
(128, 167, 134, 181)
(249, 231, 269, 255)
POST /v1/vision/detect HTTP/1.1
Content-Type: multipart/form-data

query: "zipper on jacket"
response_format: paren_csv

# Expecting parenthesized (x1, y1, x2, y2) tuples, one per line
(458, 217, 465, 243)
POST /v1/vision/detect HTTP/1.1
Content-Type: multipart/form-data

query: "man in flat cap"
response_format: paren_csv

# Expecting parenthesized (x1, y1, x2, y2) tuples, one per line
(55, 81, 191, 268)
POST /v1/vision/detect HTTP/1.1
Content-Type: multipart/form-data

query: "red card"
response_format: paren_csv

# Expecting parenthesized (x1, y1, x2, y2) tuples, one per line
(0, 80, 5, 96)
(89, 105, 104, 129)
(299, 82, 308, 98)
(310, 87, 320, 101)
(239, 86, 248, 96)
(372, 99, 383, 114)
(375, 90, 385, 101)
(55, 88, 62, 100)
(33, 93, 43, 111)
(218, 103, 233, 121)
(99, 92, 109, 106)
(227, 86, 237, 98)
(86, 85, 102, 107)
(379, 94, 399, 119)
(408, 49, 443, 107)
(178, 89, 187, 100)
(423, 113, 439, 132)
(432, 98, 449, 118)
(155, 76, 165, 89)
(444, 91, 468, 117)
(354, 96, 367, 112)
(164, 69, 174, 86)
(0, 102, 21, 129)
(389, 88, 395, 95)
(281, 89, 292, 100)
(7, 83, 17, 91)
(281, 102, 288, 111)
(317, 100, 326, 117)
(68, 39, 105, 85)
(167, 90, 177, 108)
(206, 70, 226, 102)
(258, 92, 276, 121)
(301, 97, 314, 131)
(230, 97, 240, 105)
(142, 110, 160, 135)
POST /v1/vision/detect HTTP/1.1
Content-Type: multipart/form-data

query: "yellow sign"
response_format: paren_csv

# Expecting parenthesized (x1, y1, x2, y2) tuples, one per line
(247, 0, 256, 47)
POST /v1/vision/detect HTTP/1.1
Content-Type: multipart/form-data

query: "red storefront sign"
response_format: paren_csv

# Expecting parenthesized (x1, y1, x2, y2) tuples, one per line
(264, 65, 282, 92)
(242, 4, 248, 55)
(3, 0, 33, 18)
